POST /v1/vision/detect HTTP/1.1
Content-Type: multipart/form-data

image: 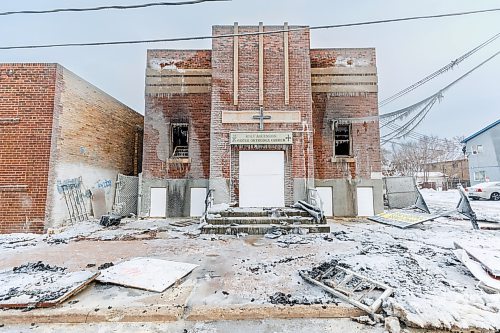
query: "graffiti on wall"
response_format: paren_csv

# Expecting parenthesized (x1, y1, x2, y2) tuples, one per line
(56, 177, 82, 194)
(96, 179, 112, 189)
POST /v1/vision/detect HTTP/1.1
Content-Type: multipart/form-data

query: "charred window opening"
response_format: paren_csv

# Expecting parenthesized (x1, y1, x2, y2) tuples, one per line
(171, 123, 189, 158)
(334, 124, 351, 156)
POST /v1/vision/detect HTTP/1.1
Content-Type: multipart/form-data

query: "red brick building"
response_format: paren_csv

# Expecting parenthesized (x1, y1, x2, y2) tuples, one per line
(141, 23, 383, 218)
(0, 64, 143, 233)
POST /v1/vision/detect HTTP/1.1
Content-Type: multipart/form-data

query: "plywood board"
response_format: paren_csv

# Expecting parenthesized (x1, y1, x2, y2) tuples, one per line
(454, 242, 500, 277)
(316, 187, 333, 217)
(150, 187, 167, 217)
(368, 211, 439, 229)
(222, 111, 301, 124)
(357, 187, 374, 216)
(91, 188, 107, 219)
(96, 258, 198, 293)
(0, 265, 97, 309)
(190, 188, 207, 217)
(453, 249, 500, 293)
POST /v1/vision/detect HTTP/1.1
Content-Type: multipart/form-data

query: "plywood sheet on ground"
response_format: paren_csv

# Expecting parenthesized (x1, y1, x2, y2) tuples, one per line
(96, 258, 198, 292)
(368, 211, 439, 229)
(453, 249, 500, 293)
(91, 188, 107, 219)
(0, 263, 97, 309)
(454, 242, 500, 277)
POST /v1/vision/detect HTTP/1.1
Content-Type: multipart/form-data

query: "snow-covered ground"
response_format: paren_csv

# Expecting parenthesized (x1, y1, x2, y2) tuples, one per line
(420, 188, 500, 222)
(1, 190, 499, 331)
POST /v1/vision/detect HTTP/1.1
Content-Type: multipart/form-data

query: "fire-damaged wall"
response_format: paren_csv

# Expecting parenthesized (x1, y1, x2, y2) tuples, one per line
(210, 25, 315, 206)
(311, 49, 383, 216)
(141, 24, 384, 217)
(141, 50, 212, 217)
(0, 63, 143, 233)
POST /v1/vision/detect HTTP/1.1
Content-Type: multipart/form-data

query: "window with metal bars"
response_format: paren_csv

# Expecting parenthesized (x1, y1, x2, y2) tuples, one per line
(171, 123, 189, 158)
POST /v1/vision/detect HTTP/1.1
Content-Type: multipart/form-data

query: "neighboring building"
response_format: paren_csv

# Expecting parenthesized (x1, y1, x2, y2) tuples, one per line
(415, 172, 447, 190)
(462, 119, 500, 185)
(0, 63, 143, 233)
(425, 158, 470, 188)
(141, 23, 383, 218)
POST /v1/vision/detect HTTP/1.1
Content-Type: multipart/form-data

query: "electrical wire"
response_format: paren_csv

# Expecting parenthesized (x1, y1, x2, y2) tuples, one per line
(1, 7, 499, 50)
(379, 50, 500, 143)
(379, 31, 500, 107)
(0, 0, 229, 16)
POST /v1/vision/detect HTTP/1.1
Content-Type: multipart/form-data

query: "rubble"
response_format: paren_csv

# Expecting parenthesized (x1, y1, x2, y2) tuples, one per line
(99, 214, 122, 227)
(0, 262, 97, 309)
(268, 291, 337, 306)
(300, 260, 393, 314)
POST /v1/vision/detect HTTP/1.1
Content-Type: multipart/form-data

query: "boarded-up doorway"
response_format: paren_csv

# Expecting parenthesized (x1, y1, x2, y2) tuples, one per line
(239, 151, 285, 207)
(316, 187, 333, 217)
(356, 187, 374, 216)
(190, 188, 207, 217)
(150, 187, 167, 217)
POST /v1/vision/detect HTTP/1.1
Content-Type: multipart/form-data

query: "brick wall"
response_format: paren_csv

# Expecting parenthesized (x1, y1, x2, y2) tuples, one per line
(46, 66, 144, 228)
(210, 25, 315, 204)
(0, 64, 57, 233)
(311, 49, 382, 180)
(143, 50, 212, 180)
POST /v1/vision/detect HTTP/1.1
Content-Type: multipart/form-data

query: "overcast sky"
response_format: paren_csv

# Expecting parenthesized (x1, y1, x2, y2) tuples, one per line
(0, 0, 499, 139)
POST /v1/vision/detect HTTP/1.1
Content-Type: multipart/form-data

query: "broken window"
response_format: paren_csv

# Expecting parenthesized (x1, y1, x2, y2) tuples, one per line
(334, 124, 351, 156)
(171, 123, 189, 158)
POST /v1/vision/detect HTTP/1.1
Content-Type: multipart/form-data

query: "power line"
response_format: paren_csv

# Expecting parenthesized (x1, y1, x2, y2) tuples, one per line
(379, 31, 500, 108)
(380, 50, 500, 142)
(0, 0, 229, 16)
(1, 7, 500, 50)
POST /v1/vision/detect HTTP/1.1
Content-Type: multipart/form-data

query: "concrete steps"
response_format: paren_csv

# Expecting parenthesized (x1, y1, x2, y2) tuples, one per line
(206, 216, 316, 225)
(214, 208, 311, 218)
(202, 207, 329, 235)
(201, 224, 330, 235)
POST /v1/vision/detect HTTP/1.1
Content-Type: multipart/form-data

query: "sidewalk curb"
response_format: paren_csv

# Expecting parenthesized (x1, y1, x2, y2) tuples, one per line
(0, 304, 363, 324)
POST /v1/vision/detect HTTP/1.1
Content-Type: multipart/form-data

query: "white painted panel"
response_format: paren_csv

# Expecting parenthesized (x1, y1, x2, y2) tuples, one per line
(316, 187, 333, 216)
(96, 258, 198, 293)
(239, 151, 285, 207)
(190, 188, 207, 217)
(357, 187, 374, 216)
(150, 187, 167, 217)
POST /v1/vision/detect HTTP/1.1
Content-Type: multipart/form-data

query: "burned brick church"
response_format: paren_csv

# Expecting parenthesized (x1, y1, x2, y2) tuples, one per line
(141, 23, 383, 218)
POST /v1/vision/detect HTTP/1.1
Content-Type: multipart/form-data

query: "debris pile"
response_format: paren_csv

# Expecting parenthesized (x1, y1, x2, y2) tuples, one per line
(268, 292, 337, 306)
(0, 262, 97, 309)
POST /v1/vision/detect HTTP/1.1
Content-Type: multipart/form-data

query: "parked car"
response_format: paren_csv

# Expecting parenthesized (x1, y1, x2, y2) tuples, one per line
(466, 182, 500, 201)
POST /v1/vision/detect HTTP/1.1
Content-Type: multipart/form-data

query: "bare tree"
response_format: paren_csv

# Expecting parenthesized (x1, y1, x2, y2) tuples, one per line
(386, 135, 463, 180)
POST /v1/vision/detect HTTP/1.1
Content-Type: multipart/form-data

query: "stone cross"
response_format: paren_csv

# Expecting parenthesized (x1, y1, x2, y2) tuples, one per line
(252, 107, 271, 131)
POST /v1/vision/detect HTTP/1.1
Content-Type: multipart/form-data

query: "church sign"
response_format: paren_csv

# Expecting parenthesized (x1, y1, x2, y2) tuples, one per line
(229, 132, 293, 145)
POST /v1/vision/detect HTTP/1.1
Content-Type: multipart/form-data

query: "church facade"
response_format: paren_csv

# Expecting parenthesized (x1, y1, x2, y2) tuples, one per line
(141, 23, 383, 218)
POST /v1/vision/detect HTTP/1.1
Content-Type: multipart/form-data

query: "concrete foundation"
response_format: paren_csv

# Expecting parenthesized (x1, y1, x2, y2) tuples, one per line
(140, 179, 209, 217)
(315, 179, 383, 216)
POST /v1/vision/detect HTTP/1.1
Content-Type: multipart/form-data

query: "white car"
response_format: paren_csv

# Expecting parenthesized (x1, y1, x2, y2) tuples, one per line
(466, 182, 500, 201)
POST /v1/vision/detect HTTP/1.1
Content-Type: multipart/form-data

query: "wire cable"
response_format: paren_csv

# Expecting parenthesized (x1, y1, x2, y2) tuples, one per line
(379, 31, 500, 107)
(0, 0, 229, 16)
(1, 7, 499, 50)
(379, 49, 500, 144)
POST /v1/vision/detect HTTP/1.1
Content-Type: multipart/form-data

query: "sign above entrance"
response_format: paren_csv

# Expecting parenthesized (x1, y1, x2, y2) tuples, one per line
(230, 132, 293, 145)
